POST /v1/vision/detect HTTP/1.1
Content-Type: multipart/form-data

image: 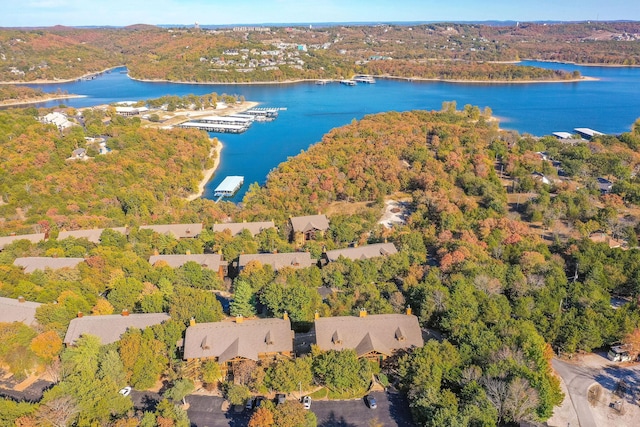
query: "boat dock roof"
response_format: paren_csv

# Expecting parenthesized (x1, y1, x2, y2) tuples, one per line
(574, 127, 604, 138)
(198, 115, 253, 125)
(214, 176, 244, 197)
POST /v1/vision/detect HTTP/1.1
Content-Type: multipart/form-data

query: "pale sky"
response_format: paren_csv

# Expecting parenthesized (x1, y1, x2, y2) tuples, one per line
(1, 0, 639, 27)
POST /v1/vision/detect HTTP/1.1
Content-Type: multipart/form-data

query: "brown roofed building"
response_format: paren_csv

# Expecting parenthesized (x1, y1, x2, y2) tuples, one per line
(289, 214, 329, 244)
(149, 254, 228, 278)
(322, 243, 398, 264)
(212, 221, 275, 236)
(237, 252, 316, 272)
(58, 227, 128, 243)
(0, 233, 46, 250)
(13, 257, 85, 274)
(314, 311, 423, 362)
(183, 317, 294, 378)
(64, 312, 170, 346)
(0, 296, 42, 327)
(139, 223, 203, 239)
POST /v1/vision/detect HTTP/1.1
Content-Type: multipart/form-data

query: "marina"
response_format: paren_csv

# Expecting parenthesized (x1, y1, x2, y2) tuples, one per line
(213, 176, 244, 202)
(178, 121, 249, 133)
(245, 107, 280, 121)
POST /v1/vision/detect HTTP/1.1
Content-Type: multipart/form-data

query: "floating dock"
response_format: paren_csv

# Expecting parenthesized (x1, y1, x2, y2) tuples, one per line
(214, 176, 244, 202)
(179, 122, 248, 133)
(353, 75, 376, 84)
(245, 108, 280, 121)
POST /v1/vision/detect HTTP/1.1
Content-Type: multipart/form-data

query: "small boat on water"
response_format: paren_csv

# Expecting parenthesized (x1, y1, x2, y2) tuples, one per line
(340, 80, 357, 86)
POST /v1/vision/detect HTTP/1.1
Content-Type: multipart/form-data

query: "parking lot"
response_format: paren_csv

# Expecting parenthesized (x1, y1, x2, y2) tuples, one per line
(186, 391, 415, 427)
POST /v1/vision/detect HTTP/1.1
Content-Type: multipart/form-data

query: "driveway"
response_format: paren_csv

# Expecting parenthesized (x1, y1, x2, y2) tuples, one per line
(552, 354, 640, 427)
(185, 391, 415, 427)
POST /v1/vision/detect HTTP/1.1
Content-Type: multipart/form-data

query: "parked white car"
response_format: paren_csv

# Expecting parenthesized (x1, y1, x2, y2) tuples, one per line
(118, 386, 132, 397)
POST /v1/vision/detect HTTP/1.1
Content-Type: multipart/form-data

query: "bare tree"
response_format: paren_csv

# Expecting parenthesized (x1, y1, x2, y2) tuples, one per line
(482, 376, 509, 423)
(233, 360, 258, 386)
(35, 395, 80, 427)
(505, 377, 539, 422)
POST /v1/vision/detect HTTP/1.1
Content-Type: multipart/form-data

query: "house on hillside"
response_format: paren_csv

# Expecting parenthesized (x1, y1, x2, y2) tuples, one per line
(149, 254, 228, 278)
(139, 223, 203, 239)
(63, 311, 170, 346)
(531, 171, 551, 186)
(314, 309, 423, 363)
(13, 257, 85, 274)
(237, 252, 316, 274)
(212, 221, 275, 236)
(589, 231, 623, 249)
(321, 242, 398, 265)
(0, 233, 46, 251)
(68, 148, 89, 161)
(597, 177, 613, 194)
(41, 112, 75, 131)
(182, 317, 293, 379)
(289, 214, 329, 244)
(58, 227, 128, 243)
(0, 296, 42, 327)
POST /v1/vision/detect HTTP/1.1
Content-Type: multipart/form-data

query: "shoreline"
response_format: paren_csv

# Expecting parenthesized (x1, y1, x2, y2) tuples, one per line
(186, 140, 223, 202)
(129, 73, 596, 86)
(0, 94, 87, 107)
(0, 65, 125, 85)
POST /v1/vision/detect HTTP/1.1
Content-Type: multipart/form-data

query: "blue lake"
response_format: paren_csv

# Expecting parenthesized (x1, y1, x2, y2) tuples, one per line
(28, 62, 640, 202)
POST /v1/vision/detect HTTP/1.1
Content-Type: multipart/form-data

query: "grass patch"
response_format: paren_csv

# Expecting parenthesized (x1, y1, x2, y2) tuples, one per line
(326, 385, 368, 400)
(309, 388, 328, 399)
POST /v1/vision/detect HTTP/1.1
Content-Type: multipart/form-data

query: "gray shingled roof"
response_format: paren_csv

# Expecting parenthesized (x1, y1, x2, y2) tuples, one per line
(0, 233, 46, 250)
(58, 227, 128, 243)
(324, 243, 398, 262)
(0, 296, 42, 327)
(64, 313, 170, 345)
(238, 252, 316, 271)
(314, 314, 423, 356)
(183, 318, 293, 361)
(289, 215, 330, 233)
(13, 257, 85, 274)
(149, 254, 227, 270)
(212, 221, 275, 236)
(139, 223, 203, 238)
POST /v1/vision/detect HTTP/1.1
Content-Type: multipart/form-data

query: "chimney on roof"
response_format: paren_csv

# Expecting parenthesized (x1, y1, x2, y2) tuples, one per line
(236, 315, 244, 323)
(283, 311, 289, 321)
(359, 308, 367, 318)
(189, 317, 196, 327)
(314, 311, 320, 320)
(186, 228, 191, 235)
(186, 250, 191, 255)
(122, 309, 129, 317)
(77, 311, 83, 318)
(18, 296, 25, 303)
(406, 305, 412, 316)
(153, 249, 159, 256)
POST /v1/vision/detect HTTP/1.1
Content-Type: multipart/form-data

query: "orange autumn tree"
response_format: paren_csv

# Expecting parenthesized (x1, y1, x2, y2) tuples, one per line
(30, 331, 63, 362)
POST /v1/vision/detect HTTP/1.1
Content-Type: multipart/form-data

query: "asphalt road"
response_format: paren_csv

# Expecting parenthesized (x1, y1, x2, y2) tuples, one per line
(186, 391, 415, 427)
(553, 358, 599, 427)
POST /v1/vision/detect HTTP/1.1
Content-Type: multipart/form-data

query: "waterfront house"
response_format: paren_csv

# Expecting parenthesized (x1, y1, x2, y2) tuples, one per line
(13, 257, 85, 274)
(0, 296, 42, 327)
(314, 309, 423, 363)
(289, 214, 329, 244)
(321, 242, 398, 265)
(64, 311, 170, 346)
(182, 317, 293, 379)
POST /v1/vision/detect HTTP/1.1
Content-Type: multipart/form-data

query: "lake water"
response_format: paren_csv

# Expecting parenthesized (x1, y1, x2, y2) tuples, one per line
(27, 62, 640, 202)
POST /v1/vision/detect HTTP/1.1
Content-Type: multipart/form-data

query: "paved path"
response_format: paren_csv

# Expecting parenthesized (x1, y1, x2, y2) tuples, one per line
(552, 358, 598, 427)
